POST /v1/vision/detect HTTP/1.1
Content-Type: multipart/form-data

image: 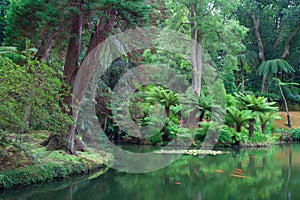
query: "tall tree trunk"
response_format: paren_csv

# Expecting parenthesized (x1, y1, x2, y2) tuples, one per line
(241, 68, 245, 91)
(277, 75, 291, 128)
(190, 5, 197, 95)
(261, 77, 268, 93)
(190, 4, 203, 97)
(63, 1, 83, 107)
(67, 11, 116, 152)
(195, 31, 203, 95)
(275, 25, 300, 129)
(250, 14, 267, 93)
(86, 11, 115, 55)
(62, 0, 84, 154)
(250, 14, 265, 62)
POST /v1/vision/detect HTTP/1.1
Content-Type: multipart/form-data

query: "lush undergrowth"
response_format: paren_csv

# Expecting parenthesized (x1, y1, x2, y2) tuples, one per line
(0, 131, 112, 190)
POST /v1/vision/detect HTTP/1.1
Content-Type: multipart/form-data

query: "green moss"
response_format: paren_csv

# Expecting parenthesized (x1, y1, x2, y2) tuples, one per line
(0, 158, 102, 189)
(0, 132, 112, 190)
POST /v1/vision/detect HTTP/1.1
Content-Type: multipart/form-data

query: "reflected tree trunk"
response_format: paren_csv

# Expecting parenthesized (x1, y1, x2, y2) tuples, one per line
(285, 145, 292, 200)
(262, 156, 266, 167)
(195, 191, 202, 200)
(238, 161, 242, 169)
(249, 154, 256, 176)
(68, 184, 74, 200)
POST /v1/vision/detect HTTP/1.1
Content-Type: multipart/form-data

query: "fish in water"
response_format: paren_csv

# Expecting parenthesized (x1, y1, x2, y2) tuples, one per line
(230, 174, 249, 178)
(235, 168, 243, 175)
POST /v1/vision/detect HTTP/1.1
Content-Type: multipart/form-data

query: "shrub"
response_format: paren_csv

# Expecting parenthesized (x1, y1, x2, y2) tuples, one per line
(149, 133, 163, 145)
(218, 126, 248, 145)
(249, 132, 264, 143)
(289, 128, 300, 141)
(0, 54, 71, 147)
(194, 121, 214, 142)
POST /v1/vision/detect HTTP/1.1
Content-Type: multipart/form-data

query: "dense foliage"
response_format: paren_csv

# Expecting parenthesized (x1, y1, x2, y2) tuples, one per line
(0, 0, 299, 155)
(0, 47, 71, 148)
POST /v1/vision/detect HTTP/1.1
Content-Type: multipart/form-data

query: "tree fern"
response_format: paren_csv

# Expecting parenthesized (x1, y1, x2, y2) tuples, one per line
(145, 86, 179, 117)
(235, 93, 278, 113)
(226, 107, 254, 132)
(258, 112, 281, 134)
(258, 59, 295, 80)
(234, 92, 278, 137)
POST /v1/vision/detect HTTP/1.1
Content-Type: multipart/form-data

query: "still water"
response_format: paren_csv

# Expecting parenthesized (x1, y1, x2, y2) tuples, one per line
(2, 144, 300, 200)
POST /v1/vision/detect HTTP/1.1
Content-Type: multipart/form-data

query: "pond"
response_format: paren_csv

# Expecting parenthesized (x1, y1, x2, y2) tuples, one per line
(2, 144, 300, 200)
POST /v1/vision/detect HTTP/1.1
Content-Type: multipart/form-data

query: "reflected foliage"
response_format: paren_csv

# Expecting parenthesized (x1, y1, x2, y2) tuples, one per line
(5, 145, 300, 200)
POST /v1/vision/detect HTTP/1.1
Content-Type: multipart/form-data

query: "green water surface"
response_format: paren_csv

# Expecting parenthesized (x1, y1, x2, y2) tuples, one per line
(2, 144, 300, 200)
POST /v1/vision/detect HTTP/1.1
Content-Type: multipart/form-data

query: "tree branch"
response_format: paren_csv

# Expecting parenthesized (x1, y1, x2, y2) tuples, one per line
(176, 22, 190, 31)
(272, 22, 283, 50)
(281, 24, 300, 59)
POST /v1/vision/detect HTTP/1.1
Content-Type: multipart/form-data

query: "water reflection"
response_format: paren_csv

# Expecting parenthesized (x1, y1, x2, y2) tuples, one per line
(3, 144, 300, 200)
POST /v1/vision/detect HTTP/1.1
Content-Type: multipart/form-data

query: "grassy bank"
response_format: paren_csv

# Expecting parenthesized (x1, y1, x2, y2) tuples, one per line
(0, 166, 109, 199)
(0, 131, 112, 190)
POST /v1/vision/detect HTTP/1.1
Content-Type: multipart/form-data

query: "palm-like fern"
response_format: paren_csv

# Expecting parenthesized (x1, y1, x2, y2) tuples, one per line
(258, 59, 294, 80)
(257, 59, 294, 128)
(145, 86, 179, 117)
(184, 90, 214, 124)
(258, 112, 281, 134)
(188, 90, 212, 111)
(235, 93, 278, 137)
(237, 51, 257, 65)
(273, 78, 298, 127)
(235, 93, 278, 112)
(227, 107, 254, 132)
(258, 58, 295, 93)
